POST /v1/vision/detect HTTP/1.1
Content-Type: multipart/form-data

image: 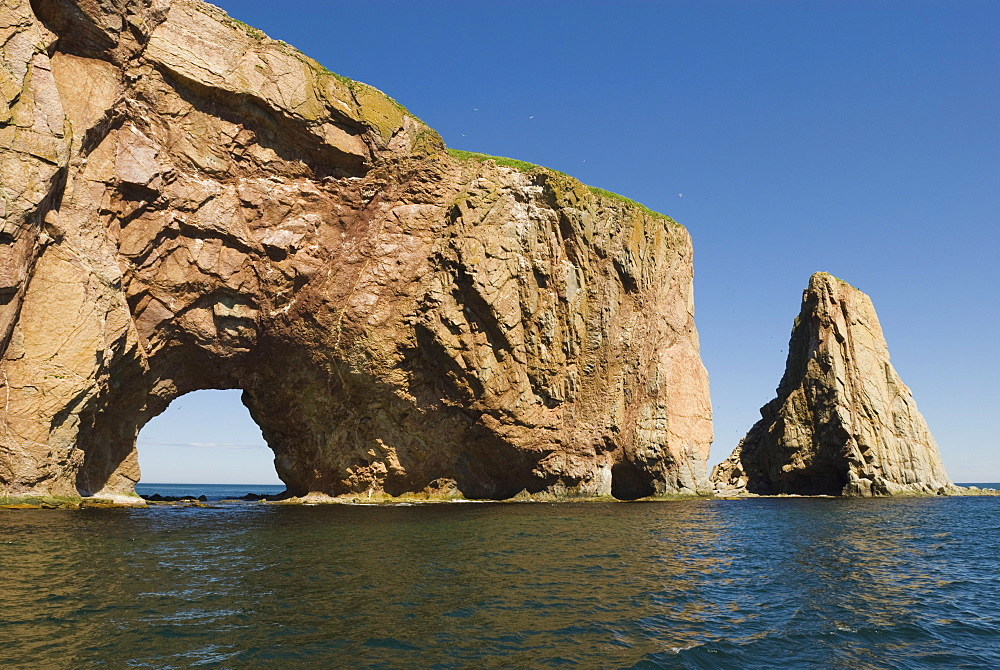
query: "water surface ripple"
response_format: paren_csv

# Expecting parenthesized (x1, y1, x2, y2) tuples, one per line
(3, 497, 1000, 668)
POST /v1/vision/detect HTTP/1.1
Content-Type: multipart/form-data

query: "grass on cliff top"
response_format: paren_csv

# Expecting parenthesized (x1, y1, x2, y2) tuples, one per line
(447, 149, 562, 176)
(226, 17, 266, 40)
(447, 149, 671, 221)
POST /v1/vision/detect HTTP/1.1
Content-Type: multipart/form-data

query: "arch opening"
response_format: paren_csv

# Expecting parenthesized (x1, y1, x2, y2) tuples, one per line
(136, 389, 282, 490)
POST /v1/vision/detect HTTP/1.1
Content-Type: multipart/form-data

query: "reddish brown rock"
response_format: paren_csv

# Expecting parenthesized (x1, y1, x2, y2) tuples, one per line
(0, 0, 712, 501)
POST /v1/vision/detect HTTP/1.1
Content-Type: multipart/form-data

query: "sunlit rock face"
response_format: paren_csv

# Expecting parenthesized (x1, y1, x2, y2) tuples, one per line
(712, 272, 952, 497)
(0, 0, 712, 500)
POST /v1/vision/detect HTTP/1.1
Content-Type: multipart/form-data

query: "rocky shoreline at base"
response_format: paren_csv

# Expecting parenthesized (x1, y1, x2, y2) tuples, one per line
(3, 485, 998, 510)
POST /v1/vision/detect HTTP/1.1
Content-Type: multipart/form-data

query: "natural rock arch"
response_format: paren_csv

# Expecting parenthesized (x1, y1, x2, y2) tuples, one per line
(1, 0, 712, 501)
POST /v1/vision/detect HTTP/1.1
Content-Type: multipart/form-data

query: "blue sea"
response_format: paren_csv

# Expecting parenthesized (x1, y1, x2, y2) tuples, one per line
(3, 485, 1000, 668)
(135, 482, 287, 500)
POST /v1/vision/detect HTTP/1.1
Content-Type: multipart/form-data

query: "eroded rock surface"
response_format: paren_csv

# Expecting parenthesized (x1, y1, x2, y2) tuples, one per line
(0, 0, 712, 500)
(712, 272, 952, 497)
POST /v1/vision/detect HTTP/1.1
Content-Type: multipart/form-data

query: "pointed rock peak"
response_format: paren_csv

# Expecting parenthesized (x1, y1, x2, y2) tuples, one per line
(808, 270, 849, 292)
(712, 273, 953, 497)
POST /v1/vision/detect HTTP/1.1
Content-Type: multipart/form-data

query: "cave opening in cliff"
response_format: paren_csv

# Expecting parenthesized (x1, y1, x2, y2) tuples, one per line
(610, 459, 657, 500)
(135, 389, 281, 487)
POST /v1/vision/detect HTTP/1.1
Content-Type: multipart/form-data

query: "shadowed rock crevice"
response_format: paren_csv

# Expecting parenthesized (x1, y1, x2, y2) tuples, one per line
(29, 0, 152, 62)
(610, 459, 656, 500)
(153, 65, 371, 179)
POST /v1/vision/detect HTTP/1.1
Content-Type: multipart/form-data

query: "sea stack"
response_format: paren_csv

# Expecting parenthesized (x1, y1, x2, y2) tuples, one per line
(0, 0, 711, 501)
(712, 272, 952, 497)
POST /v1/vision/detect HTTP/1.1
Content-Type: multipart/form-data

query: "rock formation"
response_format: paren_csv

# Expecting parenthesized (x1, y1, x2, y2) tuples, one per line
(712, 272, 952, 497)
(0, 0, 712, 500)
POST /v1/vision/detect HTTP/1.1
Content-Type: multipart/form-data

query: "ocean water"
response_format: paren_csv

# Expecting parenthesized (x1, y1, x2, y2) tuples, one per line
(3, 493, 1000, 668)
(135, 482, 287, 500)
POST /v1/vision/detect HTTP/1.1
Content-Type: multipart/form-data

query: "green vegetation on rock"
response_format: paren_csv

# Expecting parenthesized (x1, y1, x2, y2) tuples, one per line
(447, 149, 561, 175)
(0, 494, 82, 509)
(585, 186, 671, 221)
(447, 149, 673, 222)
(196, 0, 430, 138)
(226, 18, 266, 40)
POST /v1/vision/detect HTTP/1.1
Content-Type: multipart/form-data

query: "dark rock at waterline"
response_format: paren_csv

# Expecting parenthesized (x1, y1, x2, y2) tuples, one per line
(140, 494, 206, 503)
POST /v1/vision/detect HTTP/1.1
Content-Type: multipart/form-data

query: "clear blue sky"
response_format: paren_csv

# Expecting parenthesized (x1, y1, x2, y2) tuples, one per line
(138, 0, 999, 485)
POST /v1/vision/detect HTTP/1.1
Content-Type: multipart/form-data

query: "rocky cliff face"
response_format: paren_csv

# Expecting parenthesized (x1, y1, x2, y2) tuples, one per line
(0, 0, 712, 500)
(712, 272, 952, 497)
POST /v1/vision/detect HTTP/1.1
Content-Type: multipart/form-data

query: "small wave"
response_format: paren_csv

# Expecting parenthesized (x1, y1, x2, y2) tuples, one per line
(362, 637, 420, 651)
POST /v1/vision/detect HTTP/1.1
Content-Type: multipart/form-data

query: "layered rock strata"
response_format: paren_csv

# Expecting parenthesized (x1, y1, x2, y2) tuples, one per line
(0, 0, 712, 500)
(712, 272, 952, 497)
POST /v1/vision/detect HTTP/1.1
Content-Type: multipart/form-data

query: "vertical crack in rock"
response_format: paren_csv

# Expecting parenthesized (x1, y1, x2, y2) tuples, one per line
(712, 272, 953, 497)
(0, 0, 712, 501)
